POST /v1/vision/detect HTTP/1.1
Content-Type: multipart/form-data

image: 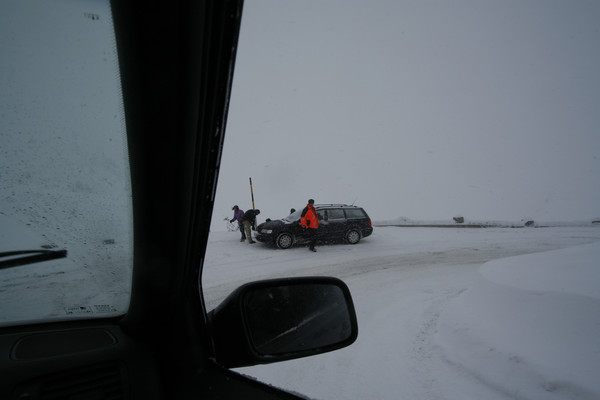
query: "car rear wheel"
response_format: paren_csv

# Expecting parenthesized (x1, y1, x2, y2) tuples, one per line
(345, 229, 361, 244)
(276, 232, 293, 249)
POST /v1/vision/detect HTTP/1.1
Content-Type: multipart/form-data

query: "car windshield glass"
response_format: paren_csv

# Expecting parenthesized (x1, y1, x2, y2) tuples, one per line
(0, 0, 132, 326)
(282, 209, 302, 222)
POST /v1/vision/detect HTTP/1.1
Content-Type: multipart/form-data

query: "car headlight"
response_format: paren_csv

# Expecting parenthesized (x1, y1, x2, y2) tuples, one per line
(261, 229, 272, 234)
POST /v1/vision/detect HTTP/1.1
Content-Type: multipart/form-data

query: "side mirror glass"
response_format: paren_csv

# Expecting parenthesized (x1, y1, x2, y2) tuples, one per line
(243, 282, 353, 355)
(208, 277, 358, 368)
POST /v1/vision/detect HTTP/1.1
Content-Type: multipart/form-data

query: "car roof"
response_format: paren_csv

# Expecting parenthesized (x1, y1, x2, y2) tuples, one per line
(315, 204, 364, 209)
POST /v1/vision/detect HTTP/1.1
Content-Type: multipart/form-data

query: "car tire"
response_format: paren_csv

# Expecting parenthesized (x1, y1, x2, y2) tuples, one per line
(276, 232, 294, 249)
(345, 229, 361, 245)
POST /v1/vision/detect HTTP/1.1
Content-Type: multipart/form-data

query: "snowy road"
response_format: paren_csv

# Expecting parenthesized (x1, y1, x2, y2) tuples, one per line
(202, 225, 599, 309)
(202, 225, 600, 399)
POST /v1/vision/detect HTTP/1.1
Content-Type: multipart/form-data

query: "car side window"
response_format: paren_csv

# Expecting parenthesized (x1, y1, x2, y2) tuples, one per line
(317, 210, 326, 221)
(328, 209, 345, 220)
(344, 209, 366, 219)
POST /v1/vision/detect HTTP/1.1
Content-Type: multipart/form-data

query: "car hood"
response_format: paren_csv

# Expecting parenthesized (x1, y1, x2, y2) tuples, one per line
(258, 218, 296, 230)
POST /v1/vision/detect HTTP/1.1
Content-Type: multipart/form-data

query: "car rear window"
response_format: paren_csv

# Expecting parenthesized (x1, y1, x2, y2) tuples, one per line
(344, 209, 367, 219)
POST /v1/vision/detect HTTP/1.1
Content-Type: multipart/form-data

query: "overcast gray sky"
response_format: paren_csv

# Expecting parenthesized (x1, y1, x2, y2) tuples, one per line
(212, 0, 600, 230)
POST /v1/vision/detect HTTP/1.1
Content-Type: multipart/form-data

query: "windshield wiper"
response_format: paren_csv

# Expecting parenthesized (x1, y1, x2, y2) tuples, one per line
(0, 249, 67, 270)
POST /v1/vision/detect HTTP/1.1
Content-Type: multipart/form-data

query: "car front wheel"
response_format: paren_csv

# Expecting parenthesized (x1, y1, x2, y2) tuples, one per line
(345, 229, 361, 244)
(276, 232, 294, 249)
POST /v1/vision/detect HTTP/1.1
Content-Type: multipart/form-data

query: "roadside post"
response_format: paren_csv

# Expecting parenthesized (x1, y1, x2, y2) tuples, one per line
(249, 177, 255, 209)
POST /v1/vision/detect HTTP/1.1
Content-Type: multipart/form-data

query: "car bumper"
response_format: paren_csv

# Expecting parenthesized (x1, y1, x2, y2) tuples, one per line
(255, 233, 273, 243)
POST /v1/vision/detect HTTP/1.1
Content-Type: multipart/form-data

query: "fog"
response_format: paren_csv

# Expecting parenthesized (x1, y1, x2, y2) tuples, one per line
(212, 0, 600, 231)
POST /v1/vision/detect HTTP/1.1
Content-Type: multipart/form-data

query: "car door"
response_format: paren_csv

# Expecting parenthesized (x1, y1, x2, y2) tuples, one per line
(344, 208, 369, 234)
(315, 208, 328, 238)
(324, 208, 348, 241)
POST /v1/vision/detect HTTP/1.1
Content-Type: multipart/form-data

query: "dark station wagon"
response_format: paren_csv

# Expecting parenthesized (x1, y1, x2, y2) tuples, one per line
(256, 204, 373, 249)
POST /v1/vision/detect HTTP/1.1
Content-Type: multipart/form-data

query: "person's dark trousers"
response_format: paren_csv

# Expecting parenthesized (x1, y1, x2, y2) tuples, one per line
(308, 228, 317, 251)
(239, 222, 246, 240)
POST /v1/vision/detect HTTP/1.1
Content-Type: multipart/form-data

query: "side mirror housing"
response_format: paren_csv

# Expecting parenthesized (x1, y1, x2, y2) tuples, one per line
(208, 276, 358, 368)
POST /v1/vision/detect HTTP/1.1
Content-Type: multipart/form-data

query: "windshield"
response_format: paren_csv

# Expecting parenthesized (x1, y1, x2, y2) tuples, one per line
(0, 0, 132, 326)
(283, 209, 302, 223)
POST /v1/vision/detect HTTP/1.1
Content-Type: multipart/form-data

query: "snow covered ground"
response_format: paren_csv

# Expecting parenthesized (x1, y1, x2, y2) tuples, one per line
(203, 224, 600, 400)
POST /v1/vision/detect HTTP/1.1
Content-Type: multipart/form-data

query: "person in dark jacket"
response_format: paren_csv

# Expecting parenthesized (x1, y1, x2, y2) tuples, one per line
(230, 205, 245, 242)
(242, 209, 260, 244)
(300, 199, 318, 252)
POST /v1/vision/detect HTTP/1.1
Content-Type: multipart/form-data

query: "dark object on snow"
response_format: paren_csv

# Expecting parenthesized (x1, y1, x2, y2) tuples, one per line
(524, 220, 535, 227)
(453, 217, 464, 224)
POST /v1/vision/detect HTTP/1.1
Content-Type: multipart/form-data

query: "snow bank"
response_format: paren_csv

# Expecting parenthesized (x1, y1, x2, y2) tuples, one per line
(437, 242, 600, 399)
(373, 217, 599, 228)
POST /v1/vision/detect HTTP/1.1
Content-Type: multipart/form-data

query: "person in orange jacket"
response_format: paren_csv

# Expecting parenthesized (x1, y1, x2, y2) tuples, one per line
(300, 199, 318, 252)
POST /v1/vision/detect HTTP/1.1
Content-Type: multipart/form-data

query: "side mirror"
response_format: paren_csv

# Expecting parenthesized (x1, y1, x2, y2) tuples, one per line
(208, 277, 358, 368)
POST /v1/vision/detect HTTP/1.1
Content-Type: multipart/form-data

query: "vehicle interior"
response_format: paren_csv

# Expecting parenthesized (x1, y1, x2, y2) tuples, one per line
(0, 1, 358, 399)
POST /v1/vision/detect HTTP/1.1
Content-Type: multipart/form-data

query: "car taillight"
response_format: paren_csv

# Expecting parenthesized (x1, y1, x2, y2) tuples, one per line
(368, 219, 372, 227)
